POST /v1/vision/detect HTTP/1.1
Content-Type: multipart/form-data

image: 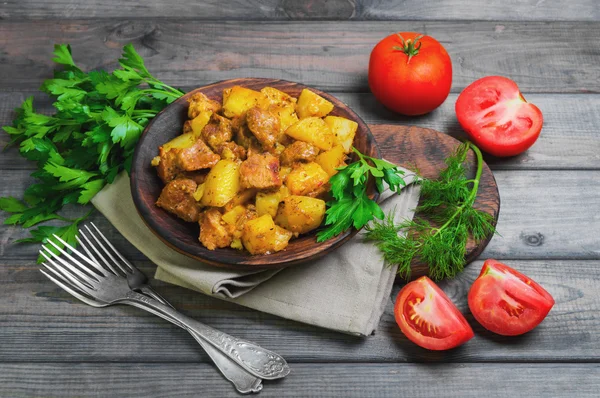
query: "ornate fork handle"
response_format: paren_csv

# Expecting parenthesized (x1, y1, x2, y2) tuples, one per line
(123, 291, 290, 380)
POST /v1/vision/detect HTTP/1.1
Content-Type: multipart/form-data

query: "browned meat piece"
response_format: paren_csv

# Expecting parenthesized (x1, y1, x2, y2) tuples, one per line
(155, 147, 179, 183)
(181, 170, 208, 185)
(230, 116, 246, 132)
(203, 114, 234, 151)
(239, 152, 282, 190)
(156, 179, 200, 222)
(214, 141, 247, 161)
(182, 120, 193, 134)
(176, 138, 220, 171)
(246, 107, 280, 150)
(235, 124, 261, 151)
(187, 92, 221, 119)
(199, 208, 233, 250)
(280, 141, 319, 166)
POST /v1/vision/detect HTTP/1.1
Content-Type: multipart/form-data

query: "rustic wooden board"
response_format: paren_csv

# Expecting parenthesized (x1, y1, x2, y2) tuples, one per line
(1, 21, 598, 93)
(3, 0, 598, 21)
(2, 258, 599, 363)
(3, 91, 600, 171)
(1, 363, 599, 397)
(372, 124, 499, 277)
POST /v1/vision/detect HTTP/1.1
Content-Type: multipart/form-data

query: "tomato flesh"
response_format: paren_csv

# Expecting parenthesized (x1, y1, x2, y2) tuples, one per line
(394, 277, 474, 350)
(468, 259, 555, 336)
(455, 76, 543, 157)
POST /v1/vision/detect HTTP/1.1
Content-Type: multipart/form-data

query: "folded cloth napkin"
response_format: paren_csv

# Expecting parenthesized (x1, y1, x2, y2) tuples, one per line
(91, 169, 420, 336)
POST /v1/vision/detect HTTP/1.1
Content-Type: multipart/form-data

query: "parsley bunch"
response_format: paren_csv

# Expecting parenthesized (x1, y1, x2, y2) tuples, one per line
(316, 148, 407, 242)
(1, 44, 184, 261)
(364, 142, 496, 280)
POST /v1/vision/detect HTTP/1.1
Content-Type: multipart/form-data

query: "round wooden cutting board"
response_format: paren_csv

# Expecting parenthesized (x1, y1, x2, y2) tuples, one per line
(368, 124, 501, 279)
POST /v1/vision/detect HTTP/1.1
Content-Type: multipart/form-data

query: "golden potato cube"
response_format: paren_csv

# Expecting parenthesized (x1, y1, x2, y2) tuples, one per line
(223, 188, 257, 212)
(315, 145, 347, 176)
(230, 238, 243, 250)
(192, 183, 206, 202)
(272, 104, 299, 133)
(261, 87, 296, 106)
(190, 111, 212, 138)
(162, 133, 196, 152)
(286, 162, 330, 196)
(275, 195, 326, 234)
(222, 205, 246, 225)
(255, 186, 289, 218)
(280, 166, 292, 181)
(324, 116, 358, 153)
(295, 89, 334, 119)
(285, 117, 334, 151)
(222, 86, 268, 118)
(242, 214, 292, 255)
(200, 160, 241, 207)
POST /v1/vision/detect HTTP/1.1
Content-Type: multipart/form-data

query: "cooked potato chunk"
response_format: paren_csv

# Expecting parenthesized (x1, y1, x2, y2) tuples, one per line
(315, 144, 347, 176)
(286, 162, 330, 196)
(285, 117, 334, 151)
(190, 111, 212, 138)
(275, 195, 326, 234)
(242, 214, 292, 254)
(274, 104, 299, 133)
(256, 186, 289, 218)
(162, 133, 196, 153)
(261, 87, 296, 106)
(324, 116, 358, 153)
(222, 205, 247, 225)
(222, 86, 268, 118)
(201, 160, 241, 207)
(295, 89, 334, 119)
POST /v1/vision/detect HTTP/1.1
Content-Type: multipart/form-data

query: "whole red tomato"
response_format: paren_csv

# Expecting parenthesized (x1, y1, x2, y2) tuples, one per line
(368, 32, 452, 116)
(468, 259, 554, 336)
(455, 76, 543, 157)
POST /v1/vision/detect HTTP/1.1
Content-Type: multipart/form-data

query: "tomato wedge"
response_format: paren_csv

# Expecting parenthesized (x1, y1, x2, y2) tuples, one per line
(468, 259, 555, 336)
(394, 277, 474, 350)
(455, 76, 543, 157)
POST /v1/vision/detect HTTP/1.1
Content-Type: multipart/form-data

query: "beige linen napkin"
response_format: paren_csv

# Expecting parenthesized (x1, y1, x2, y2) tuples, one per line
(92, 170, 420, 336)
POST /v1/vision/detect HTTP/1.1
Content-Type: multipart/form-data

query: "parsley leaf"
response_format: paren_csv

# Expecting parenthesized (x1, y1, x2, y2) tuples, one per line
(316, 148, 406, 242)
(1, 44, 184, 253)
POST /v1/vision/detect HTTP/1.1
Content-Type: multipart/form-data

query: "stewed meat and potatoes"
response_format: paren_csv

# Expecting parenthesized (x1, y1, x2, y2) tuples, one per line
(151, 86, 357, 255)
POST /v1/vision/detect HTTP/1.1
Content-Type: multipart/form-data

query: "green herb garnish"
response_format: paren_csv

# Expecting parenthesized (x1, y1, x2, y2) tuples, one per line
(364, 141, 496, 280)
(1, 44, 184, 262)
(316, 148, 407, 242)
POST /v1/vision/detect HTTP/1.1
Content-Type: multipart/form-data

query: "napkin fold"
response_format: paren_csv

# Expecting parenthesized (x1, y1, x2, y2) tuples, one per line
(92, 170, 419, 336)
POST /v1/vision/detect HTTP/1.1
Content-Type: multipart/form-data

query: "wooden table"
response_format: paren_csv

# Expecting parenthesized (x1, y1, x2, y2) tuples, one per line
(1, 1, 599, 396)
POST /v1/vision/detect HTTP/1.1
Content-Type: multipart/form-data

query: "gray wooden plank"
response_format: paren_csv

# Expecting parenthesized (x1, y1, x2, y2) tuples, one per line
(0, 363, 598, 397)
(2, 91, 599, 171)
(1, 0, 598, 21)
(1, 256, 598, 363)
(1, 169, 598, 261)
(0, 21, 598, 93)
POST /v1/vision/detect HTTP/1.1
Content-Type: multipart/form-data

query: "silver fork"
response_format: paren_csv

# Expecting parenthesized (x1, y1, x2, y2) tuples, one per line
(39, 225, 290, 390)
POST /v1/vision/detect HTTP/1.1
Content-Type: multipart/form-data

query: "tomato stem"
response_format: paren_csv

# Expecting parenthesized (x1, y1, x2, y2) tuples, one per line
(392, 33, 424, 64)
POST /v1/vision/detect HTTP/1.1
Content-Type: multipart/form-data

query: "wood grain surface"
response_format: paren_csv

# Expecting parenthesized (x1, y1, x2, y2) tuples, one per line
(131, 78, 379, 268)
(3, 0, 599, 21)
(1, 1, 599, 396)
(1, 21, 598, 93)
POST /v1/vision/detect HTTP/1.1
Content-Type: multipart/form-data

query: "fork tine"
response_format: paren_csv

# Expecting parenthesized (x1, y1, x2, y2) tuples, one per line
(40, 269, 104, 308)
(45, 238, 101, 280)
(40, 251, 95, 292)
(78, 227, 123, 276)
(41, 245, 99, 285)
(83, 225, 130, 275)
(51, 233, 108, 276)
(90, 222, 135, 272)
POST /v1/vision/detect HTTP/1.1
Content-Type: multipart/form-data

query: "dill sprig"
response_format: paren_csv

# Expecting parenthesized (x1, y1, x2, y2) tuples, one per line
(364, 141, 496, 280)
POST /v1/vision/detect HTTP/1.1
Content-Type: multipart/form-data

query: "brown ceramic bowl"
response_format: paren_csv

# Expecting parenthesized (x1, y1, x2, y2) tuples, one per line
(130, 78, 380, 269)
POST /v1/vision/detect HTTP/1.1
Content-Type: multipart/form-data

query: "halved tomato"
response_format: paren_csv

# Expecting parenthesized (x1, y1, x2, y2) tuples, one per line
(468, 259, 555, 336)
(455, 76, 543, 157)
(394, 277, 474, 350)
